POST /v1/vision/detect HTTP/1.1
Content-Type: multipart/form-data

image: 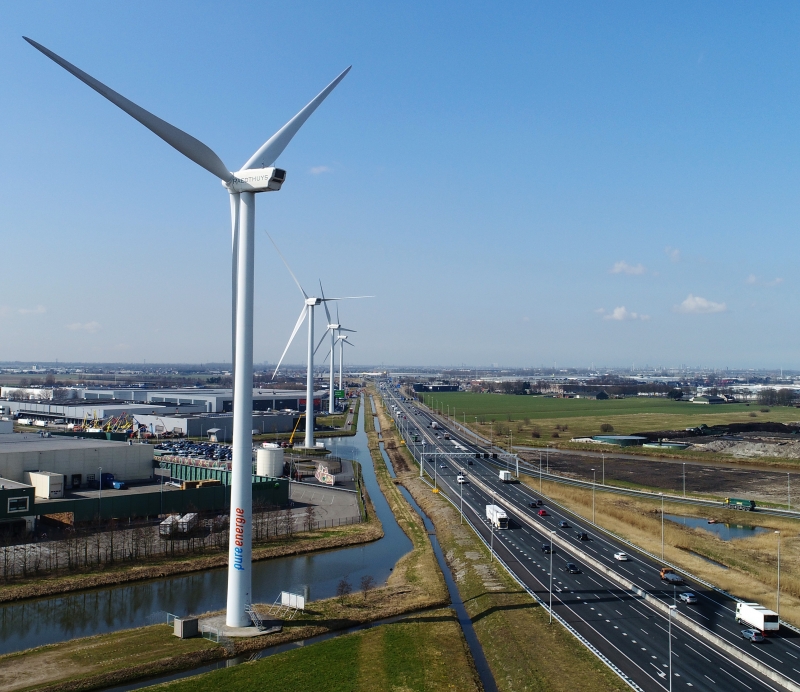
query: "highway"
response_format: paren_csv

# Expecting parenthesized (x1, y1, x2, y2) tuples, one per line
(379, 384, 800, 692)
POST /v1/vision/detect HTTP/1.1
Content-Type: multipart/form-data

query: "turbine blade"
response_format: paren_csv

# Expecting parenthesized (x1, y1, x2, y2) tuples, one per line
(241, 66, 352, 170)
(321, 347, 331, 365)
(319, 280, 332, 324)
(265, 231, 307, 299)
(343, 339, 355, 347)
(336, 303, 340, 324)
(272, 306, 307, 379)
(321, 295, 373, 301)
(313, 328, 330, 356)
(24, 37, 231, 181)
(338, 328, 356, 333)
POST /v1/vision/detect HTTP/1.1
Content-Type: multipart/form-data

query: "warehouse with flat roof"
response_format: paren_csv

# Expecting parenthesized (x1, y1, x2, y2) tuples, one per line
(0, 433, 153, 488)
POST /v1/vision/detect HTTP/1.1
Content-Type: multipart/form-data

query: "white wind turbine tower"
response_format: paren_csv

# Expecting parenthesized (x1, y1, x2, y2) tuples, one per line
(315, 300, 356, 414)
(337, 333, 356, 392)
(268, 235, 368, 448)
(25, 37, 350, 629)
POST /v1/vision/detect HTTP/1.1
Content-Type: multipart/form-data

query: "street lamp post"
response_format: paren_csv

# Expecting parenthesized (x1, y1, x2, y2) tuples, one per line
(460, 475, 463, 525)
(490, 521, 494, 562)
(98, 466, 102, 522)
(591, 469, 596, 523)
(668, 604, 676, 692)
(420, 441, 425, 478)
(549, 530, 556, 624)
(539, 452, 542, 492)
(788, 474, 791, 511)
(683, 463, 686, 498)
(660, 493, 665, 560)
(474, 417, 478, 446)
(602, 454, 605, 485)
(776, 530, 781, 616)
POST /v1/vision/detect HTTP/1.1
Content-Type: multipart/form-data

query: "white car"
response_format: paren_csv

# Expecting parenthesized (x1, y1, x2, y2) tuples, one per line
(457, 475, 466, 484)
(613, 552, 630, 561)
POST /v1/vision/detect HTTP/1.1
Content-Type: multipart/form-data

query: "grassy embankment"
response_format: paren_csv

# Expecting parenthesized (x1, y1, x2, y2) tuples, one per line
(529, 476, 800, 626)
(421, 391, 800, 467)
(375, 388, 629, 692)
(150, 608, 480, 692)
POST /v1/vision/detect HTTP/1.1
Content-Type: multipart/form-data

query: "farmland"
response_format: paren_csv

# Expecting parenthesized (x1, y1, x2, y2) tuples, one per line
(415, 392, 800, 443)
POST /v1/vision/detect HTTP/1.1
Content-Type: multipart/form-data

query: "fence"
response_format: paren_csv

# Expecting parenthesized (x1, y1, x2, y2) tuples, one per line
(0, 509, 362, 583)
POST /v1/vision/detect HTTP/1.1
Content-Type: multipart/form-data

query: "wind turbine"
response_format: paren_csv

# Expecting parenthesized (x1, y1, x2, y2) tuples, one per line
(337, 333, 356, 392)
(24, 37, 350, 629)
(315, 301, 356, 414)
(268, 234, 368, 448)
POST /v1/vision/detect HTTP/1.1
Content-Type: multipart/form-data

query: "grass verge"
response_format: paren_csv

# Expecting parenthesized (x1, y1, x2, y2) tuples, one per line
(151, 608, 480, 692)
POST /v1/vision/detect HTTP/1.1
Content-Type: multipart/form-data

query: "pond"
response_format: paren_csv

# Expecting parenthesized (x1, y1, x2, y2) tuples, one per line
(664, 513, 770, 541)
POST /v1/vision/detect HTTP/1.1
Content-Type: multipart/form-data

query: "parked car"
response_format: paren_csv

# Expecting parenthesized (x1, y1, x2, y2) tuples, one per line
(559, 520, 570, 529)
(538, 509, 548, 517)
(613, 552, 629, 561)
(576, 532, 589, 540)
(679, 592, 698, 604)
(565, 562, 581, 574)
(741, 629, 765, 643)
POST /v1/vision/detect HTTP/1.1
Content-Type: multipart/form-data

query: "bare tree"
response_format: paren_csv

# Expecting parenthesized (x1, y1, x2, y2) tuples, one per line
(336, 577, 352, 604)
(360, 574, 375, 602)
(303, 504, 316, 532)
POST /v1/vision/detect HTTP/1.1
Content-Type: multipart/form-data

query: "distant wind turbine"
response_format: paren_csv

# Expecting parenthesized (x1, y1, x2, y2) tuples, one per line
(268, 234, 369, 448)
(24, 36, 350, 629)
(315, 300, 356, 413)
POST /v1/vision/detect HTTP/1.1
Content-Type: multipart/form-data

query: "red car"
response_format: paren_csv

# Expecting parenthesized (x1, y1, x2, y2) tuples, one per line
(537, 509, 547, 517)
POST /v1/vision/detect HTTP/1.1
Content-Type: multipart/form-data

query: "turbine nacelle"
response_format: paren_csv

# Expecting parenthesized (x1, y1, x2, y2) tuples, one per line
(225, 167, 286, 194)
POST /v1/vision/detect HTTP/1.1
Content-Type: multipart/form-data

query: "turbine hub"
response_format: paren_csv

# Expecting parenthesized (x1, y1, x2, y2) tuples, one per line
(224, 167, 286, 193)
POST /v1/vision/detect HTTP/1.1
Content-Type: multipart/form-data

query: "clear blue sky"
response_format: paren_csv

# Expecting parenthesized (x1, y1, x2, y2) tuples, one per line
(2, 2, 798, 369)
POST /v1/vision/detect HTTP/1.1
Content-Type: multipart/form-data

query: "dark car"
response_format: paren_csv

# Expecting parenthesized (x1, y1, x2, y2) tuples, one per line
(559, 520, 570, 529)
(565, 562, 580, 574)
(741, 629, 764, 643)
(467, 460, 474, 466)
(576, 532, 589, 541)
(541, 544, 553, 554)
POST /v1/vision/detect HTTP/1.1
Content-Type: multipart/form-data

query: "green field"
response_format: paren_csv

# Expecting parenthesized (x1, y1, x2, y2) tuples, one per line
(417, 392, 800, 441)
(153, 609, 480, 692)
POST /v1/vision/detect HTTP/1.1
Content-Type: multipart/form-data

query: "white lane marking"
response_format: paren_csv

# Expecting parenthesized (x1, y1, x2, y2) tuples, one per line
(684, 643, 711, 662)
(720, 667, 752, 689)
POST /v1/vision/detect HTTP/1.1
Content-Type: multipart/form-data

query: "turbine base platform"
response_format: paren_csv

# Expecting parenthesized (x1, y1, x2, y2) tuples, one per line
(291, 446, 331, 456)
(199, 614, 282, 638)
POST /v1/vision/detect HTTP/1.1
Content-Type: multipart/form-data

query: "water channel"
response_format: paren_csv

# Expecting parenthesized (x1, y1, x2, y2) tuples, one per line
(0, 398, 412, 656)
(665, 513, 770, 541)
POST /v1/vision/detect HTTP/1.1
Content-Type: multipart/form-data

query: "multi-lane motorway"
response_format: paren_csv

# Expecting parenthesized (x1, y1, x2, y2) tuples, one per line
(379, 384, 800, 692)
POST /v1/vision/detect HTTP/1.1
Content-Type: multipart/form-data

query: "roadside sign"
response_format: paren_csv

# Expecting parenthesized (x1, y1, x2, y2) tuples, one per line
(334, 389, 345, 399)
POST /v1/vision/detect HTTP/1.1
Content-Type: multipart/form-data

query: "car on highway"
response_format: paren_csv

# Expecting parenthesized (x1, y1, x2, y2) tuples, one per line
(565, 562, 580, 574)
(613, 552, 630, 561)
(467, 460, 474, 465)
(558, 520, 570, 529)
(537, 509, 548, 516)
(439, 464, 447, 469)
(576, 532, 589, 540)
(679, 592, 698, 604)
(541, 544, 553, 553)
(741, 629, 765, 643)
(456, 475, 466, 484)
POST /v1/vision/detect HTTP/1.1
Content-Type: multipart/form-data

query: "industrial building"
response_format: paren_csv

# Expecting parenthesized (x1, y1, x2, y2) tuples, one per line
(81, 387, 328, 413)
(0, 433, 154, 488)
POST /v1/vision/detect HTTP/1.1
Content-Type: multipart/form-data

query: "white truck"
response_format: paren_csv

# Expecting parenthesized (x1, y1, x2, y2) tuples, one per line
(431, 421, 439, 430)
(486, 504, 508, 529)
(735, 602, 780, 634)
(499, 470, 512, 483)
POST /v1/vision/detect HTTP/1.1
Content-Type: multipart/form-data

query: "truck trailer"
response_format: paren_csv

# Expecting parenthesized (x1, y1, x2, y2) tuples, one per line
(486, 504, 509, 529)
(735, 602, 779, 633)
(725, 498, 756, 511)
(499, 470, 513, 483)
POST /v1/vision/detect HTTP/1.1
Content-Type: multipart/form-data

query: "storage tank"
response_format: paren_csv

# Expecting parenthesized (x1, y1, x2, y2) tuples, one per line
(257, 445, 284, 477)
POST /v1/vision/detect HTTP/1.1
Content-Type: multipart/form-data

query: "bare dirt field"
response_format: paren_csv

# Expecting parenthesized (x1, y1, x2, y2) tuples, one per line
(520, 449, 796, 506)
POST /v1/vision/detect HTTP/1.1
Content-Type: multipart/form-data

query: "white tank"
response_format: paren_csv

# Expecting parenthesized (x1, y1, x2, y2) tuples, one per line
(256, 445, 284, 477)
